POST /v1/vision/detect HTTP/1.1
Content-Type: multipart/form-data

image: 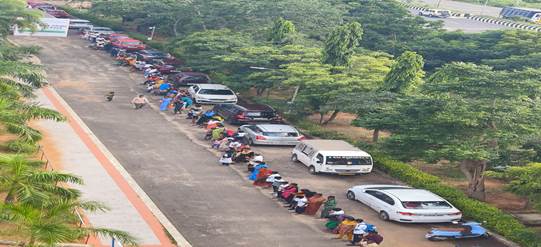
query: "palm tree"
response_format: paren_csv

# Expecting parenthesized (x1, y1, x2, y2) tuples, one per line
(0, 200, 138, 246)
(0, 0, 42, 38)
(0, 154, 82, 204)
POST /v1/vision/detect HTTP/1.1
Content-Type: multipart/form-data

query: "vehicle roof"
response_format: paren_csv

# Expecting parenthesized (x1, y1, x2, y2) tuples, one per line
(301, 140, 360, 151)
(179, 72, 209, 77)
(117, 38, 142, 42)
(503, 6, 541, 12)
(255, 124, 298, 132)
(353, 184, 411, 190)
(236, 99, 274, 111)
(382, 188, 445, 202)
(194, 83, 230, 89)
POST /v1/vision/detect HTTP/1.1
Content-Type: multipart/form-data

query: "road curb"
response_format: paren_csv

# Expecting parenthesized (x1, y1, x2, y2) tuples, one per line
(44, 86, 192, 247)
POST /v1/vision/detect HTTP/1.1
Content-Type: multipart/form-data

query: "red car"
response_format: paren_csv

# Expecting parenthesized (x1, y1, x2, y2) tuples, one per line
(107, 33, 130, 42)
(111, 38, 146, 51)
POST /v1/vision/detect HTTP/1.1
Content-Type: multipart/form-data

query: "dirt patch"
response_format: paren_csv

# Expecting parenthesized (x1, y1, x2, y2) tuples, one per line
(306, 112, 389, 142)
(0, 223, 27, 242)
(29, 122, 63, 170)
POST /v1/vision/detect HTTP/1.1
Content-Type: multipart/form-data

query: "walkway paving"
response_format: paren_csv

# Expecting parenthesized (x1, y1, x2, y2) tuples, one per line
(34, 87, 179, 247)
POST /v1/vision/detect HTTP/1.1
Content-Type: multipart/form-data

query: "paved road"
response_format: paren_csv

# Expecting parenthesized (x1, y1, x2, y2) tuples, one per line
(12, 35, 508, 247)
(408, 9, 512, 32)
(410, 0, 503, 17)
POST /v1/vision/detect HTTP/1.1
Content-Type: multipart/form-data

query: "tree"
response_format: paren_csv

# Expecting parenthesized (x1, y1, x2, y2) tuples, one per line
(268, 17, 297, 45)
(0, 0, 42, 37)
(284, 51, 392, 124)
(0, 154, 82, 204)
(381, 51, 425, 94)
(381, 63, 541, 200)
(322, 22, 363, 66)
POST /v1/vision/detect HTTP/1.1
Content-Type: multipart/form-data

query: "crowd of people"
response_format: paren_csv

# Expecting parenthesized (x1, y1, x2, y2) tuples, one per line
(90, 31, 384, 247)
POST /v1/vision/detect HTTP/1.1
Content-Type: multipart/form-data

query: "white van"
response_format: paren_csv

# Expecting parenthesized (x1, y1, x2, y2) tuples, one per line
(291, 140, 373, 175)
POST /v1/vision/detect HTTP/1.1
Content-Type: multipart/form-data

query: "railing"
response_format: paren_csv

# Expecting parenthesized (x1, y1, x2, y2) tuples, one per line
(37, 145, 90, 244)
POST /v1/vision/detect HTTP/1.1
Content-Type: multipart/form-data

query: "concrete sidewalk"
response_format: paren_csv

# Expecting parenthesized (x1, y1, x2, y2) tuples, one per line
(33, 87, 182, 247)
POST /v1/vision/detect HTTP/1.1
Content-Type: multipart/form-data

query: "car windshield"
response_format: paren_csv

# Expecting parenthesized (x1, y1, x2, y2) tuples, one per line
(262, 132, 298, 137)
(325, 156, 372, 166)
(199, 89, 234, 95)
(401, 201, 452, 209)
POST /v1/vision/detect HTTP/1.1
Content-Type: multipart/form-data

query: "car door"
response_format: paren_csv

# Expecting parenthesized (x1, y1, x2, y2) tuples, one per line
(366, 191, 396, 215)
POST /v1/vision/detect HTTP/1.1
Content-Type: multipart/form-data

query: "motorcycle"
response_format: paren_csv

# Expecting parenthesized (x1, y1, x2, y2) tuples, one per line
(425, 221, 489, 241)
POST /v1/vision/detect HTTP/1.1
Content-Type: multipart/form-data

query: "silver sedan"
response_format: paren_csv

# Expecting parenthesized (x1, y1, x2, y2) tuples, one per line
(239, 124, 304, 146)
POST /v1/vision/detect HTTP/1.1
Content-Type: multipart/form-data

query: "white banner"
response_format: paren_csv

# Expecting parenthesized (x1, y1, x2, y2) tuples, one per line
(14, 18, 70, 37)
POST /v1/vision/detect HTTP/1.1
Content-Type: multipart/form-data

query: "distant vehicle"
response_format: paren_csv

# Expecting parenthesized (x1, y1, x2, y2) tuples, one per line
(346, 184, 462, 223)
(213, 100, 282, 125)
(240, 124, 303, 146)
(85, 27, 115, 38)
(426, 221, 488, 241)
(135, 49, 169, 62)
(292, 140, 372, 175)
(111, 38, 146, 51)
(106, 33, 130, 42)
(68, 19, 92, 30)
(500, 6, 541, 23)
(418, 9, 451, 18)
(46, 9, 71, 18)
(188, 84, 237, 104)
(168, 72, 210, 87)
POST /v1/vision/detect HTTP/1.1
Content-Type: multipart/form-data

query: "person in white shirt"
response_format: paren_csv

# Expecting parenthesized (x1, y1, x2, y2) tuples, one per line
(351, 219, 367, 245)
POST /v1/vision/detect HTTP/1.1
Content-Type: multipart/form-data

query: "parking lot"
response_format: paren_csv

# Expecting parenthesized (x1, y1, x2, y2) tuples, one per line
(12, 34, 507, 247)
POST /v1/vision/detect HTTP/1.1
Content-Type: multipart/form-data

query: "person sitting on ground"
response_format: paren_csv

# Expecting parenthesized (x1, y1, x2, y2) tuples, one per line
(206, 116, 223, 130)
(321, 196, 337, 218)
(360, 231, 383, 247)
(228, 139, 242, 151)
(218, 137, 234, 152)
(253, 166, 273, 186)
(219, 148, 234, 166)
(131, 94, 149, 109)
(292, 193, 308, 214)
(288, 192, 305, 210)
(211, 124, 226, 141)
(300, 189, 317, 199)
(272, 177, 288, 197)
(265, 171, 281, 187)
(276, 180, 290, 199)
(304, 193, 326, 216)
(248, 157, 268, 181)
(234, 146, 255, 163)
(325, 208, 346, 232)
(188, 104, 203, 123)
(280, 183, 299, 205)
(350, 219, 367, 245)
(196, 109, 216, 126)
(336, 216, 357, 240)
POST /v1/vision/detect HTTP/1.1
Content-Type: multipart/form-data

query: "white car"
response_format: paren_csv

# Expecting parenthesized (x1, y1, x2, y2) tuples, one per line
(418, 9, 451, 18)
(346, 185, 462, 223)
(188, 84, 237, 104)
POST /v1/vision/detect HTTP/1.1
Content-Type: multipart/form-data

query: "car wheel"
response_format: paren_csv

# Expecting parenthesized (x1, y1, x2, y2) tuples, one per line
(309, 166, 317, 175)
(291, 154, 299, 162)
(346, 191, 355, 201)
(379, 211, 390, 221)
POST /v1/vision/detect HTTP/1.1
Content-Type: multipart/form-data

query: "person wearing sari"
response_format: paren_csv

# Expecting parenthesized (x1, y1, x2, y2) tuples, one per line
(320, 195, 337, 218)
(248, 161, 268, 181)
(304, 193, 326, 216)
(253, 167, 273, 186)
(335, 216, 357, 240)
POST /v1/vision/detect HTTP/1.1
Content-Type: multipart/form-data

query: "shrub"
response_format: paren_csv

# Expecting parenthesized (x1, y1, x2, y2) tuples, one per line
(5, 140, 38, 154)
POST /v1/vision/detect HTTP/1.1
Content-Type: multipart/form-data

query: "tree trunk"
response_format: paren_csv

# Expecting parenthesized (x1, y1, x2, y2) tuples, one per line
(372, 128, 380, 143)
(318, 113, 325, 125)
(256, 87, 265, 96)
(173, 18, 182, 37)
(322, 110, 340, 125)
(459, 160, 487, 201)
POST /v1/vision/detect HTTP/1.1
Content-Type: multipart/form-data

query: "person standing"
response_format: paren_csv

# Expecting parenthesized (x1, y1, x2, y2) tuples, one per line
(320, 195, 337, 218)
(131, 94, 149, 109)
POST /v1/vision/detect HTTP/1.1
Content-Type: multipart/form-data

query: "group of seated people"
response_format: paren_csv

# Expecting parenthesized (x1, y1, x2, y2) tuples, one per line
(195, 110, 384, 247)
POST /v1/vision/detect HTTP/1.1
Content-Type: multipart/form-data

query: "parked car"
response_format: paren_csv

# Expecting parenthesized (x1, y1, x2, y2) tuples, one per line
(292, 140, 373, 175)
(346, 184, 462, 223)
(86, 27, 115, 39)
(418, 9, 451, 18)
(111, 38, 146, 51)
(188, 84, 237, 104)
(213, 100, 282, 125)
(239, 124, 303, 146)
(168, 72, 210, 87)
(107, 33, 130, 42)
(135, 49, 170, 62)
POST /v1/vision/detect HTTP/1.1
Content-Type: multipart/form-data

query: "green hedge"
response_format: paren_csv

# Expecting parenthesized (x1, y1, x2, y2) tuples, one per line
(296, 124, 541, 247)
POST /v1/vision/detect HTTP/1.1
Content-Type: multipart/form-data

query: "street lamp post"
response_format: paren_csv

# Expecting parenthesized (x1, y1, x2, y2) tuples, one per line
(147, 26, 156, 41)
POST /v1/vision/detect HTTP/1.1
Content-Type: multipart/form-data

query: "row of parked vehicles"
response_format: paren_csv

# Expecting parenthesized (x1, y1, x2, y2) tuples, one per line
(76, 18, 490, 241)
